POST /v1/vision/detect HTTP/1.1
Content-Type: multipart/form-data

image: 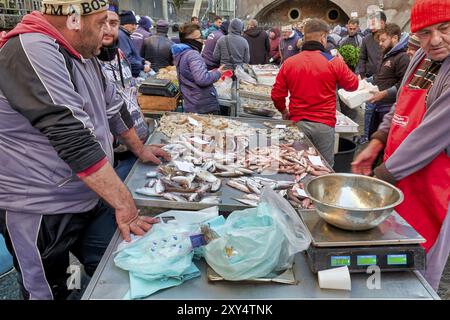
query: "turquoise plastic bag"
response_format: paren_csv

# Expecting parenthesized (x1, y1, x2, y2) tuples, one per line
(114, 223, 201, 299)
(204, 188, 311, 280)
(203, 202, 285, 281)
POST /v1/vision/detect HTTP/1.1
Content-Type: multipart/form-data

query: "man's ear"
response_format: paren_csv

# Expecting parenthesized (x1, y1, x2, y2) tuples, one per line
(66, 14, 81, 31)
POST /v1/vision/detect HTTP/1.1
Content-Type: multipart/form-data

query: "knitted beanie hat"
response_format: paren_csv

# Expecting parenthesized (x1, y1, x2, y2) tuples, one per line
(411, 0, 450, 33)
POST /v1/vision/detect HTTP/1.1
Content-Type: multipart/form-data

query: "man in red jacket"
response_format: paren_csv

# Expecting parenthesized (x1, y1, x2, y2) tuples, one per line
(272, 19, 359, 167)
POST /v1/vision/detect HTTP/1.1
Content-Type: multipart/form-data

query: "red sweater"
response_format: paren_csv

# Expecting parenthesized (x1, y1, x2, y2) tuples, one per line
(271, 47, 358, 127)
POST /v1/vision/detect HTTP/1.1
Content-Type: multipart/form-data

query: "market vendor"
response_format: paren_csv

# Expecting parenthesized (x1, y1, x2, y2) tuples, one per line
(352, 0, 450, 291)
(0, 0, 170, 300)
(272, 19, 358, 167)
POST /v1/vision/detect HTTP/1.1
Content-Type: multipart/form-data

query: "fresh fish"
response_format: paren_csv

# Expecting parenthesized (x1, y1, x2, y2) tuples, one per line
(273, 181, 296, 190)
(234, 198, 258, 207)
(246, 180, 261, 195)
(211, 179, 222, 192)
(200, 196, 221, 204)
(215, 171, 244, 177)
(135, 187, 164, 197)
(162, 193, 186, 202)
(146, 171, 158, 178)
(195, 168, 218, 183)
(155, 179, 165, 194)
(227, 180, 252, 193)
(188, 193, 201, 202)
(197, 183, 212, 194)
(171, 175, 193, 189)
(242, 194, 260, 201)
(235, 167, 254, 175)
(145, 179, 157, 188)
(202, 160, 216, 172)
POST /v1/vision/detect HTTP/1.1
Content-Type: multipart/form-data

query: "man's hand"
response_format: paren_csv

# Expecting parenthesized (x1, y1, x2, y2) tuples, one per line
(281, 108, 290, 120)
(116, 207, 160, 242)
(351, 139, 385, 175)
(137, 144, 171, 165)
(368, 90, 387, 103)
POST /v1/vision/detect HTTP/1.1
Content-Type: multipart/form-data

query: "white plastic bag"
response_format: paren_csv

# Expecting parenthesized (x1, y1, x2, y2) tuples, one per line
(215, 77, 233, 100)
(235, 65, 257, 84)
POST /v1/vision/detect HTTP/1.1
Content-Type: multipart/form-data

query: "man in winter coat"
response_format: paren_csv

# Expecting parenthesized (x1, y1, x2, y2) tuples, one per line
(173, 23, 226, 114)
(243, 19, 270, 65)
(358, 10, 387, 78)
(213, 18, 250, 70)
(141, 20, 174, 72)
(269, 27, 281, 64)
(118, 10, 151, 77)
(131, 16, 152, 56)
(339, 19, 364, 48)
(202, 20, 230, 70)
(98, 9, 151, 180)
(367, 23, 410, 137)
(203, 16, 222, 39)
(272, 19, 358, 167)
(280, 25, 302, 63)
(353, 0, 450, 291)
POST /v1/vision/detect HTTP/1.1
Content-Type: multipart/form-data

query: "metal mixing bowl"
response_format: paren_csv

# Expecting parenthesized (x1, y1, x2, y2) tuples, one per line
(305, 174, 404, 231)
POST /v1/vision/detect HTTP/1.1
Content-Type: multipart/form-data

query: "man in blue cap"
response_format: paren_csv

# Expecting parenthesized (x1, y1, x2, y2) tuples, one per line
(119, 10, 151, 78)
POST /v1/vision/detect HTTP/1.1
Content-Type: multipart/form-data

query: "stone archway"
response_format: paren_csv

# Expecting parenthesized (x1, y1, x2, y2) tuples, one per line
(254, 0, 350, 27)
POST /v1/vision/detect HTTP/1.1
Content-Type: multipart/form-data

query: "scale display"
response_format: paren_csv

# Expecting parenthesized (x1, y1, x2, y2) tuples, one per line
(387, 254, 408, 265)
(357, 255, 378, 266)
(330, 256, 351, 267)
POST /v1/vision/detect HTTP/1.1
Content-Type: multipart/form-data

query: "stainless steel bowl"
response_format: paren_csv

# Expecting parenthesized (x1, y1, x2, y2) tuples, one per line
(305, 174, 404, 231)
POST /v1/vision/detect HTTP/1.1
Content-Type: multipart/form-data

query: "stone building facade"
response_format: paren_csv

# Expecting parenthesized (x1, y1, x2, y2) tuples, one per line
(236, 0, 414, 31)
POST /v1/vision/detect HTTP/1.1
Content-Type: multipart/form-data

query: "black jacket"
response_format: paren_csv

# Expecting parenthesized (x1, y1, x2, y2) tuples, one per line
(243, 27, 270, 65)
(358, 32, 382, 78)
(141, 34, 174, 72)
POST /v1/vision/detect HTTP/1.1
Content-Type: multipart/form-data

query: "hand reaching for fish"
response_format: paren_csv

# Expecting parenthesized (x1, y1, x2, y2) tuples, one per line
(138, 145, 172, 165)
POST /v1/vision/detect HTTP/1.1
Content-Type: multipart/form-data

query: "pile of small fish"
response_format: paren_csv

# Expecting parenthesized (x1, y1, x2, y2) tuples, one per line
(263, 122, 305, 143)
(241, 98, 281, 118)
(135, 163, 223, 204)
(240, 82, 272, 96)
(158, 114, 253, 139)
(227, 176, 314, 209)
(246, 144, 332, 177)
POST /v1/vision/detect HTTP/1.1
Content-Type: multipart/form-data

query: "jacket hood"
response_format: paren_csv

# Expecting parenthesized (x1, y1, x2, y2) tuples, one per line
(171, 43, 193, 64)
(0, 11, 81, 58)
(229, 19, 244, 35)
(245, 27, 264, 38)
(384, 33, 409, 59)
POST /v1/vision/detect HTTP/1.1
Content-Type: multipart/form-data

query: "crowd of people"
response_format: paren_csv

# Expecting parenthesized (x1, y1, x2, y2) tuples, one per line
(0, 0, 448, 300)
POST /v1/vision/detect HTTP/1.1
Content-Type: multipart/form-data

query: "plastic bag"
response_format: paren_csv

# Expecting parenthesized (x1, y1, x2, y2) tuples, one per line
(215, 77, 233, 100)
(203, 188, 311, 280)
(235, 65, 257, 84)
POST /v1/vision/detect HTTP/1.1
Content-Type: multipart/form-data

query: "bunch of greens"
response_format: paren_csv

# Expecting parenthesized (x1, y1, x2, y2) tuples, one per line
(338, 45, 360, 70)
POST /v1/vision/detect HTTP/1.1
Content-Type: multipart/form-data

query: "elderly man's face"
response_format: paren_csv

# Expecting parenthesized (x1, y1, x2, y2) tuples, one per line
(416, 22, 450, 61)
(79, 11, 108, 58)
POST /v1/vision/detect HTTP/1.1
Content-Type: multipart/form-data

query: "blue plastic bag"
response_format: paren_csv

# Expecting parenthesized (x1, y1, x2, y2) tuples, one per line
(203, 188, 311, 280)
(114, 223, 201, 299)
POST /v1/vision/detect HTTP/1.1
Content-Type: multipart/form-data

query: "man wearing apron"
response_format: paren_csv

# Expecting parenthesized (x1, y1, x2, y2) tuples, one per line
(353, 0, 450, 291)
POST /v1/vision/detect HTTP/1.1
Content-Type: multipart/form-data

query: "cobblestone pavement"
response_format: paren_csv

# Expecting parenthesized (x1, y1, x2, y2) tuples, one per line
(1, 106, 449, 300)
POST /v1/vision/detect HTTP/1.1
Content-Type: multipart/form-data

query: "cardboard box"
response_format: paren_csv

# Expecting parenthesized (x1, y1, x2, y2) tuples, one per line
(137, 93, 180, 112)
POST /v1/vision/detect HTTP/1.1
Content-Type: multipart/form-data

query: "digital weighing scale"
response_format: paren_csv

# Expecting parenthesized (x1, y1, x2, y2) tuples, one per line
(298, 210, 426, 273)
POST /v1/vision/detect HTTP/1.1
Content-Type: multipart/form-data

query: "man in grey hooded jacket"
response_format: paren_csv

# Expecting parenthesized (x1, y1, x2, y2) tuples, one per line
(0, 1, 169, 300)
(213, 18, 250, 70)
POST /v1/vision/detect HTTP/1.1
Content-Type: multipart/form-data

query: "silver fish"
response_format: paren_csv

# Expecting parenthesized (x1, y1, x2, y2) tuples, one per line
(135, 187, 164, 197)
(195, 168, 218, 183)
(155, 180, 165, 194)
(243, 194, 260, 201)
(234, 198, 258, 207)
(146, 171, 159, 178)
(145, 179, 157, 188)
(211, 179, 222, 193)
(246, 180, 261, 195)
(171, 176, 193, 189)
(215, 170, 244, 177)
(273, 181, 296, 190)
(227, 180, 252, 193)
(162, 193, 186, 202)
(188, 193, 201, 202)
(200, 196, 221, 204)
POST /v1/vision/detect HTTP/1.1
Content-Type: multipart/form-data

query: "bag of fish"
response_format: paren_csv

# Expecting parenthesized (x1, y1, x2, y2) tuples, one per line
(203, 188, 311, 280)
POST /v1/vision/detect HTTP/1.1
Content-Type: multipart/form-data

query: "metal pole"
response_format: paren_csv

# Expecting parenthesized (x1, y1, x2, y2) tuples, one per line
(162, 0, 168, 21)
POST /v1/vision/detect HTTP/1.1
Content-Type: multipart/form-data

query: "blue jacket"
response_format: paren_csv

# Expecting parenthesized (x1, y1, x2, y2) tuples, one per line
(172, 44, 221, 114)
(119, 27, 144, 77)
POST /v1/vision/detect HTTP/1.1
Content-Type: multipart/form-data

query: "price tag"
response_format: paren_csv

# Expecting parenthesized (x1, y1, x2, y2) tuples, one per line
(174, 161, 195, 173)
(188, 116, 199, 126)
(308, 155, 325, 167)
(275, 124, 287, 129)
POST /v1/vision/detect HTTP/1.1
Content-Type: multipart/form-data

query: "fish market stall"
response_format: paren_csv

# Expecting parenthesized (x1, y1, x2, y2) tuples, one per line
(126, 113, 332, 212)
(82, 219, 439, 300)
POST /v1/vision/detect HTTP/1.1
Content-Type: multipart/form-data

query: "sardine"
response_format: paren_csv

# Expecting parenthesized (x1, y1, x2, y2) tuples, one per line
(162, 193, 186, 202)
(227, 180, 252, 193)
(242, 194, 260, 201)
(215, 171, 244, 177)
(246, 180, 261, 195)
(200, 196, 221, 204)
(234, 198, 258, 207)
(155, 179, 165, 194)
(195, 168, 218, 183)
(135, 187, 164, 197)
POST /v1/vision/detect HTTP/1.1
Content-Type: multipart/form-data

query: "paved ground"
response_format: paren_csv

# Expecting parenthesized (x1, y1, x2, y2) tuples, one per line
(1, 106, 449, 300)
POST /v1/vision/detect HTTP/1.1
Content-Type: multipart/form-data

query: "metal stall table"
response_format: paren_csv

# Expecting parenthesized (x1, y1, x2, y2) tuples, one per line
(82, 228, 439, 300)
